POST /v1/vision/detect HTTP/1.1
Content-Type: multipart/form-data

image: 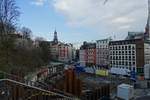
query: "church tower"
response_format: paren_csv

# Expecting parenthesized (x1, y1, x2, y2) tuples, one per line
(145, 0, 150, 40)
(53, 30, 58, 44)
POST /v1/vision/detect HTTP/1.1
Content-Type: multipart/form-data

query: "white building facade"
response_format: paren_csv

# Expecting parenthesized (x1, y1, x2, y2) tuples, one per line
(144, 43, 150, 65)
(109, 39, 145, 76)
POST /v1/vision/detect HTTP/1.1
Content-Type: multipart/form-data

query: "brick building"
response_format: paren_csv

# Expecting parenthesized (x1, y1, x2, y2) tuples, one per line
(58, 43, 74, 62)
(96, 38, 111, 68)
(79, 42, 96, 66)
(50, 30, 75, 62)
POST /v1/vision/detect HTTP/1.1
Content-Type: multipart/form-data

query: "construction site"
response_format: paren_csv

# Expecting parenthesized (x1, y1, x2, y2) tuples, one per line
(38, 63, 136, 100)
(1, 61, 150, 100)
(0, 62, 134, 100)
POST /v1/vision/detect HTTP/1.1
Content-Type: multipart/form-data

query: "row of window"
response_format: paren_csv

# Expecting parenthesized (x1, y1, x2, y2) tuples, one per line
(97, 53, 108, 55)
(112, 66, 135, 70)
(96, 45, 108, 48)
(110, 56, 135, 60)
(97, 40, 109, 44)
(59, 47, 69, 49)
(110, 45, 135, 50)
(88, 52, 95, 54)
(110, 61, 135, 66)
(110, 50, 135, 55)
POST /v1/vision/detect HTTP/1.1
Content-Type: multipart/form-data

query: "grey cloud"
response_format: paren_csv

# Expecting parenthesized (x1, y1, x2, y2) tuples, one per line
(53, 0, 148, 39)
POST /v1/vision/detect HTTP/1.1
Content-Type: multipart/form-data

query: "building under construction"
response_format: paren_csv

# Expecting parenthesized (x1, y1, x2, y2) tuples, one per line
(54, 68, 110, 100)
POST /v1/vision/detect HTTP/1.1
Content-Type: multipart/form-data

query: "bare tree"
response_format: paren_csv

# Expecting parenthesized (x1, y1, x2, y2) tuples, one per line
(21, 27, 32, 39)
(35, 37, 45, 42)
(0, 0, 20, 35)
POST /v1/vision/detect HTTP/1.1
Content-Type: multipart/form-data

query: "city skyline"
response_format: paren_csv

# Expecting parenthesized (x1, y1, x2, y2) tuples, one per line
(1, 0, 150, 99)
(17, 0, 148, 44)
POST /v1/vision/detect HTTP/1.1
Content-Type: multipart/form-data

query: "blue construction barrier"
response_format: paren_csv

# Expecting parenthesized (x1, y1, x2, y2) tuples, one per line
(75, 66, 97, 74)
(130, 70, 136, 82)
(75, 66, 85, 73)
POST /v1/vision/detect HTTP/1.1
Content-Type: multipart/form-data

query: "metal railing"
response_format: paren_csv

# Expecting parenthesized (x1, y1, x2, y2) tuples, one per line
(0, 71, 78, 100)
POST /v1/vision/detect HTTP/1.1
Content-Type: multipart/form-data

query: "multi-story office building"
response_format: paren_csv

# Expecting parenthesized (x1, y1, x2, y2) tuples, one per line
(96, 38, 111, 68)
(109, 39, 150, 76)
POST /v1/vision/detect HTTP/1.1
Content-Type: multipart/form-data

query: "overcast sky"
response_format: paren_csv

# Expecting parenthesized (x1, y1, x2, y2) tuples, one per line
(17, 0, 148, 45)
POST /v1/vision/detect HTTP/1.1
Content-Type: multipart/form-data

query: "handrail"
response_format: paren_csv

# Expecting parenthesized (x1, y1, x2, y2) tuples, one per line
(0, 79, 75, 99)
(0, 71, 78, 99)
